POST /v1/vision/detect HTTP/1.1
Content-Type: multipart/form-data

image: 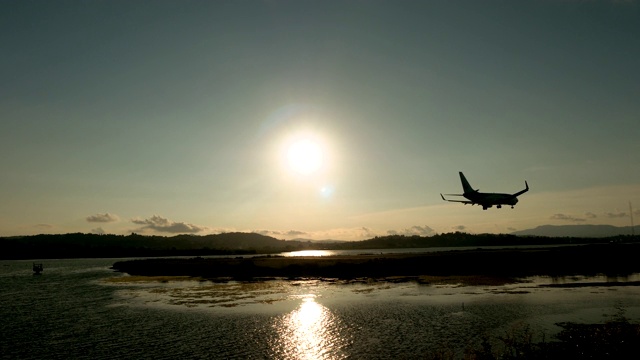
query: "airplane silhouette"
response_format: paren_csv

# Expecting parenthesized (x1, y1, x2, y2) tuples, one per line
(441, 172, 529, 210)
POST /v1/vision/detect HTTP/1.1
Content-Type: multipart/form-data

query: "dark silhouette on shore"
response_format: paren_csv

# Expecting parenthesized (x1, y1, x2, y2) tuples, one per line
(32, 262, 43, 275)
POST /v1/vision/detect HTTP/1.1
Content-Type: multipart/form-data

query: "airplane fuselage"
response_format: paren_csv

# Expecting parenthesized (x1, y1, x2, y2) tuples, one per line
(464, 192, 518, 209)
(441, 172, 529, 210)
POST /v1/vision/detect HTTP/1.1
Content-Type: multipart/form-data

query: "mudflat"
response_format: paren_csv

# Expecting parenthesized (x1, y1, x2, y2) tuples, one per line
(112, 243, 640, 283)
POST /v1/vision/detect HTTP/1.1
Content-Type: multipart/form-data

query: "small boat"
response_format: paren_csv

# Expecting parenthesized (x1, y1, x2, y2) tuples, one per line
(33, 263, 43, 275)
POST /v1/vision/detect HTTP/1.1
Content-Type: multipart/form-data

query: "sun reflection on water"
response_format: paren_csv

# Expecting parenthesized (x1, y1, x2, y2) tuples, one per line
(272, 294, 348, 359)
(282, 250, 334, 257)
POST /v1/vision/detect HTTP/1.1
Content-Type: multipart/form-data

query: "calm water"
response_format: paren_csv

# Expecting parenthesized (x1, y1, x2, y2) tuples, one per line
(2, 257, 640, 359)
(279, 244, 583, 257)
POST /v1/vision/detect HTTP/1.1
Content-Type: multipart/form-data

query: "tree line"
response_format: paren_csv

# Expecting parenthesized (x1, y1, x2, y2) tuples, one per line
(1, 231, 636, 260)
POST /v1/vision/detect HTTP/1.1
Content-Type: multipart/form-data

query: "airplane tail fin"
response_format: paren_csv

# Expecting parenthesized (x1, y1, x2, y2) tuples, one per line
(459, 172, 476, 194)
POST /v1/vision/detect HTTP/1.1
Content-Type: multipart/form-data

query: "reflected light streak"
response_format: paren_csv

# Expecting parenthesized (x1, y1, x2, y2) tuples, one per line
(284, 250, 333, 257)
(273, 295, 347, 359)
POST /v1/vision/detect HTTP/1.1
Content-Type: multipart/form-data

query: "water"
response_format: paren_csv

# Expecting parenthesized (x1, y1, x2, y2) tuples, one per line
(2, 258, 640, 359)
(279, 244, 582, 257)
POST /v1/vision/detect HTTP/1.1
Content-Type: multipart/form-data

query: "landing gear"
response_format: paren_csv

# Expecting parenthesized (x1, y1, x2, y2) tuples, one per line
(497, 205, 502, 209)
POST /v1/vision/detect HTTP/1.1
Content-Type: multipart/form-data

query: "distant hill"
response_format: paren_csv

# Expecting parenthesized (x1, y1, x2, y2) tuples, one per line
(0, 232, 309, 260)
(512, 225, 635, 238)
(3, 229, 637, 260)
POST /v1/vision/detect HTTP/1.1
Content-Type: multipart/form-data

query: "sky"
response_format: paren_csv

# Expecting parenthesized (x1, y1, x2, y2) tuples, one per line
(1, 0, 639, 240)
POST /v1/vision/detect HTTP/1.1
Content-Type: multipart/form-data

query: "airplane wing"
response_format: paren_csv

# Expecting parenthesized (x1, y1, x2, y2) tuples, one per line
(511, 181, 529, 197)
(441, 194, 475, 205)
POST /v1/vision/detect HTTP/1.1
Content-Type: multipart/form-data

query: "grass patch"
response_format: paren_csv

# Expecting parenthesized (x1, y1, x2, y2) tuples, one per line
(464, 317, 640, 359)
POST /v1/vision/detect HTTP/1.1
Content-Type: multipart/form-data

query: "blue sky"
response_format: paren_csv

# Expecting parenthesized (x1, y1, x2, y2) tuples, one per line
(1, 0, 639, 239)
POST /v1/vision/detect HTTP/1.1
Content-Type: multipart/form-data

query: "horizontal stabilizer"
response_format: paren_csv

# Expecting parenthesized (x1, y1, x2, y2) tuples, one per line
(512, 181, 529, 197)
(441, 193, 474, 204)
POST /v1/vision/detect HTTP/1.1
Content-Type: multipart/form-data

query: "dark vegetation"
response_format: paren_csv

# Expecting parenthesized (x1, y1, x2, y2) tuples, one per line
(462, 316, 640, 359)
(0, 232, 282, 260)
(1, 231, 637, 260)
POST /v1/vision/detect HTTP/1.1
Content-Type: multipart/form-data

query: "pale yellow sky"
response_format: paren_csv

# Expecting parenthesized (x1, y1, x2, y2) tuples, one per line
(1, 1, 639, 239)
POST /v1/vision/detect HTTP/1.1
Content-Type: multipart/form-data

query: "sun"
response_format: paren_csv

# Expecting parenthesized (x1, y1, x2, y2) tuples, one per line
(286, 138, 324, 175)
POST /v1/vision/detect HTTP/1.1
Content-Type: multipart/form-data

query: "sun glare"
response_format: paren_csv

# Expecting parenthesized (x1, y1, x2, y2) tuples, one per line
(286, 138, 324, 175)
(275, 295, 336, 358)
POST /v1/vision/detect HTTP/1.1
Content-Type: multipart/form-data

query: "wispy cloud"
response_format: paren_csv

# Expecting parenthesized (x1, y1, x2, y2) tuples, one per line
(256, 230, 280, 237)
(453, 225, 467, 231)
(34, 224, 53, 229)
(255, 226, 441, 241)
(91, 227, 105, 235)
(359, 227, 376, 238)
(605, 211, 627, 218)
(585, 212, 597, 219)
(257, 229, 308, 237)
(131, 215, 207, 234)
(86, 213, 119, 223)
(550, 213, 586, 222)
(387, 225, 435, 236)
(307, 227, 379, 241)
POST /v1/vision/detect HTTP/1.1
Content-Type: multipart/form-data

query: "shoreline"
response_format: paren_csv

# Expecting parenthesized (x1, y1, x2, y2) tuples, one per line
(111, 243, 640, 284)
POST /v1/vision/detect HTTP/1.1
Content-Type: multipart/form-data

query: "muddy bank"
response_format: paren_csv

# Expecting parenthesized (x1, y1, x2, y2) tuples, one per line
(112, 243, 640, 282)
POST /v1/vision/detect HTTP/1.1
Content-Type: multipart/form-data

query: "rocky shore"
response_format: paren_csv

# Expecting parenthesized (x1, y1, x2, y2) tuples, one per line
(111, 243, 640, 282)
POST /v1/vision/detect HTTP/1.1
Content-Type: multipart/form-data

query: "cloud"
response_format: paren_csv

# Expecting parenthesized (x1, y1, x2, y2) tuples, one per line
(605, 211, 627, 218)
(353, 227, 375, 239)
(453, 225, 467, 231)
(34, 224, 53, 229)
(387, 225, 435, 236)
(285, 230, 307, 236)
(254, 227, 387, 241)
(256, 229, 308, 238)
(86, 213, 119, 223)
(302, 227, 380, 241)
(131, 215, 207, 234)
(507, 227, 517, 232)
(585, 212, 597, 219)
(550, 213, 586, 222)
(91, 227, 105, 235)
(208, 227, 236, 234)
